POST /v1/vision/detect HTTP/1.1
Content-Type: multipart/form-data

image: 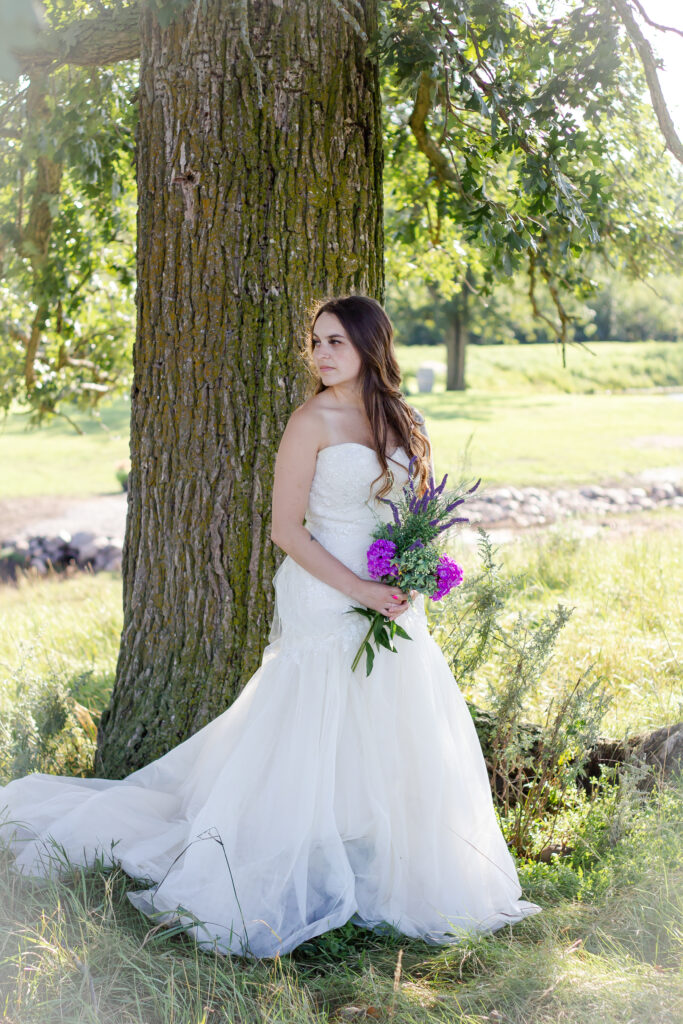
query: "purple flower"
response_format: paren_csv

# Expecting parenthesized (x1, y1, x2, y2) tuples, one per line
(377, 495, 402, 525)
(367, 538, 399, 580)
(429, 554, 464, 601)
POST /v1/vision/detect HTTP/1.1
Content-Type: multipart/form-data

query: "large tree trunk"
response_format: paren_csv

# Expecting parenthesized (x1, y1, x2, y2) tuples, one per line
(95, 0, 383, 777)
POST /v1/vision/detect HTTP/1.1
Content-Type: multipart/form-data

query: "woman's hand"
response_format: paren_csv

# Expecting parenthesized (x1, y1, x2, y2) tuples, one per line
(356, 581, 411, 619)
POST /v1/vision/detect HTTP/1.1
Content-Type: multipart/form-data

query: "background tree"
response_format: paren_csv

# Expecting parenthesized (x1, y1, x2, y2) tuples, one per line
(380, 0, 683, 389)
(0, 1, 138, 427)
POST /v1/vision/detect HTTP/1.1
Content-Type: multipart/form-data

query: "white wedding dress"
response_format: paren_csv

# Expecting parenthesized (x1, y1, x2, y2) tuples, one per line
(0, 443, 541, 957)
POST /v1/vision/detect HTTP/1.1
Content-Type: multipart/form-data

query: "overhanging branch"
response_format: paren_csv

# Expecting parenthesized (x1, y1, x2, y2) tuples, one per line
(631, 0, 683, 40)
(611, 0, 683, 164)
(11, 5, 140, 75)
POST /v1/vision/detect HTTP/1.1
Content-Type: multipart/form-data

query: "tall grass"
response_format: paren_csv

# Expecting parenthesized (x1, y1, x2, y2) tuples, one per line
(0, 777, 680, 1022)
(440, 511, 683, 734)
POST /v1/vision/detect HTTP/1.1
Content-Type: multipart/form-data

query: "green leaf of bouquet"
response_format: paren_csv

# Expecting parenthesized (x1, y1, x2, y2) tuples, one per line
(365, 643, 375, 676)
(393, 624, 412, 640)
(372, 616, 386, 641)
(345, 606, 374, 621)
(376, 629, 394, 651)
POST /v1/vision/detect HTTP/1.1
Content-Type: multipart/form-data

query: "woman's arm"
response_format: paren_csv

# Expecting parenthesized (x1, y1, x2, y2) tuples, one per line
(270, 406, 409, 616)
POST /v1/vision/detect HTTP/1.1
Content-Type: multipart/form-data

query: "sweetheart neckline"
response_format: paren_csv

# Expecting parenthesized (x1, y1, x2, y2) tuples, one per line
(317, 441, 403, 460)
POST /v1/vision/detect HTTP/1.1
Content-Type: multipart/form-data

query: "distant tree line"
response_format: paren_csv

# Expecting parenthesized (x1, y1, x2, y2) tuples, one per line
(391, 270, 683, 347)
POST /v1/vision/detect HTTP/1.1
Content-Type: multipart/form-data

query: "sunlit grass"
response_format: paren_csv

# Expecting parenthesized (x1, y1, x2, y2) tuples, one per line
(0, 397, 130, 499)
(0, 570, 122, 713)
(443, 510, 683, 734)
(420, 389, 683, 487)
(397, 339, 683, 394)
(1, 342, 682, 497)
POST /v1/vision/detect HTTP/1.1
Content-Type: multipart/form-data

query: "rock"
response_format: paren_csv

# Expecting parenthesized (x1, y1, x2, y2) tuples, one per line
(102, 553, 123, 572)
(604, 489, 629, 505)
(416, 365, 435, 392)
(93, 545, 123, 570)
(70, 530, 98, 549)
(42, 534, 71, 557)
(78, 536, 115, 564)
(651, 483, 676, 500)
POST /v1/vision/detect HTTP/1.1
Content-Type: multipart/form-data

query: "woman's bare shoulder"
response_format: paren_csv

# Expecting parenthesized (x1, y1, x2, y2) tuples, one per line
(280, 395, 328, 449)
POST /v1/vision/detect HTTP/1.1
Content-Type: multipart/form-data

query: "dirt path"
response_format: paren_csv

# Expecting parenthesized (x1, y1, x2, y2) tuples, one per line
(0, 493, 127, 543)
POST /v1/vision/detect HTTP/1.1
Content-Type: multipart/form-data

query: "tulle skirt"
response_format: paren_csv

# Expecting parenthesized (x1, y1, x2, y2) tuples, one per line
(0, 556, 541, 957)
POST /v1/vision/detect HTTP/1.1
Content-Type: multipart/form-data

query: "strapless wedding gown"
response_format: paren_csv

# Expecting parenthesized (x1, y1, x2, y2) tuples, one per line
(0, 443, 541, 957)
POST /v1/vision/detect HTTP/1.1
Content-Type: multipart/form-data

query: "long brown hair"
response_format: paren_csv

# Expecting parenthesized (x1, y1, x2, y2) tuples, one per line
(301, 294, 432, 499)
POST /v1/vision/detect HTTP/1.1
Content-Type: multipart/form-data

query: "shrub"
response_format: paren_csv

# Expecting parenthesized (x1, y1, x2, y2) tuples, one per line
(430, 528, 611, 857)
(0, 664, 98, 783)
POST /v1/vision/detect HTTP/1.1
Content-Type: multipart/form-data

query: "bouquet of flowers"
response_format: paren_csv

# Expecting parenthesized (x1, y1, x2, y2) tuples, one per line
(346, 456, 480, 675)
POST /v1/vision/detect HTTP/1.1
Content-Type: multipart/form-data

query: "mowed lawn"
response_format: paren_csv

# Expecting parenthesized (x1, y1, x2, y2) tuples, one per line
(0, 341, 681, 497)
(422, 390, 683, 487)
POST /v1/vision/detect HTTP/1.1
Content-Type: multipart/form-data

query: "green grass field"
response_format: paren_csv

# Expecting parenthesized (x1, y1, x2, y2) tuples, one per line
(1, 341, 681, 497)
(398, 339, 683, 394)
(420, 389, 683, 487)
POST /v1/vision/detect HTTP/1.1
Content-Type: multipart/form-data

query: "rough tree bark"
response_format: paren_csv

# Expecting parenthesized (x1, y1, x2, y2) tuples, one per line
(94, 0, 384, 778)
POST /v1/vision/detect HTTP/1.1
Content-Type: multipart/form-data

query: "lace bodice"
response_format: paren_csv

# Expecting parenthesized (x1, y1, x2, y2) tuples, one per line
(305, 442, 411, 538)
(268, 443, 425, 652)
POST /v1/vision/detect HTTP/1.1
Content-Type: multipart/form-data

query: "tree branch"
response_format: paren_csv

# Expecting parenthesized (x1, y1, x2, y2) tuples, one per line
(631, 0, 683, 40)
(11, 5, 139, 75)
(610, 0, 683, 164)
(409, 71, 466, 196)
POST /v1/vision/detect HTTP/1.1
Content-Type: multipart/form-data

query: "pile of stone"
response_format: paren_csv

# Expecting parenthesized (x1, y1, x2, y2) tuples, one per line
(466, 479, 683, 528)
(1, 476, 681, 582)
(1, 530, 123, 579)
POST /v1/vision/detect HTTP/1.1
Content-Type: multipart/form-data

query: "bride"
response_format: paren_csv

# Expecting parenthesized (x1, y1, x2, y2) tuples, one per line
(0, 294, 541, 957)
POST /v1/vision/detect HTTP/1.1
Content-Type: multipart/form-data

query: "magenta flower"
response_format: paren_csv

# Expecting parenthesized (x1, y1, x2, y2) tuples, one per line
(367, 538, 399, 580)
(430, 554, 464, 601)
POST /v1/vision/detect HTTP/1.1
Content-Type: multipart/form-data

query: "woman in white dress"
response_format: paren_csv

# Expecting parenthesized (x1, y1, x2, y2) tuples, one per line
(0, 294, 541, 958)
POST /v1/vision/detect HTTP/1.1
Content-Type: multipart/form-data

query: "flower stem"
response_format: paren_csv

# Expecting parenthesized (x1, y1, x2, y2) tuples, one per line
(351, 614, 382, 673)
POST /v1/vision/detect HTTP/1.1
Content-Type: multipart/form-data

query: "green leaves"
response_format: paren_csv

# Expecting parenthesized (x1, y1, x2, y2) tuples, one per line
(0, 25, 137, 422)
(346, 607, 413, 677)
(381, 0, 683, 363)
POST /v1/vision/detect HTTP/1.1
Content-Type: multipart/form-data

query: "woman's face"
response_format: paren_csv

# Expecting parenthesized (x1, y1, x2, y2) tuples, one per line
(311, 312, 363, 387)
